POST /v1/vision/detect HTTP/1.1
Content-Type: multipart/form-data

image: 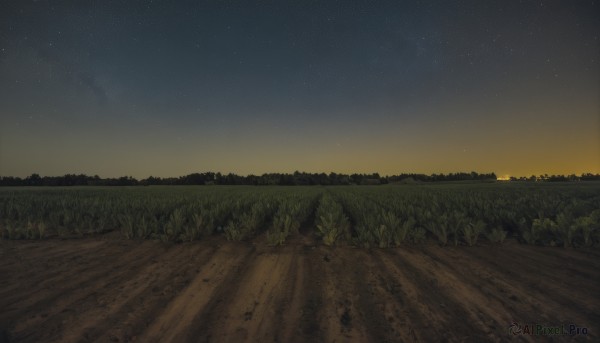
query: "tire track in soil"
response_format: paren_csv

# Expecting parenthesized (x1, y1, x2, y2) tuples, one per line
(375, 249, 482, 342)
(0, 246, 125, 306)
(350, 249, 423, 343)
(1, 241, 143, 318)
(502, 241, 600, 271)
(100, 243, 222, 343)
(385, 247, 502, 342)
(508, 243, 599, 280)
(187, 232, 321, 343)
(315, 246, 376, 343)
(396, 246, 514, 341)
(277, 249, 309, 343)
(576, 247, 600, 259)
(270, 231, 322, 343)
(2, 237, 598, 343)
(0, 240, 127, 300)
(0, 240, 105, 275)
(461, 245, 600, 339)
(140, 242, 255, 343)
(42, 242, 217, 343)
(1, 241, 148, 313)
(426, 244, 599, 316)
(194, 248, 295, 342)
(2, 241, 170, 339)
(468, 243, 600, 314)
(10, 244, 194, 343)
(373, 252, 428, 342)
(421, 245, 556, 343)
(294, 245, 325, 343)
(0, 240, 106, 268)
(0, 240, 115, 278)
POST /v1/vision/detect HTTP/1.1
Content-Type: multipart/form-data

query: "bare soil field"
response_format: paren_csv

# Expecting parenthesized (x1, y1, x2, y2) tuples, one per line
(1, 233, 598, 343)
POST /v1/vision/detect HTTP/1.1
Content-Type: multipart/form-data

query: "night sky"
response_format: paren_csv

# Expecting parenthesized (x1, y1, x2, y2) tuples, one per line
(1, 1, 599, 178)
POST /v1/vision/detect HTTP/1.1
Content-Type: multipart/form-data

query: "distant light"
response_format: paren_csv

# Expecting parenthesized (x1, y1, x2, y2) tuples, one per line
(497, 175, 511, 181)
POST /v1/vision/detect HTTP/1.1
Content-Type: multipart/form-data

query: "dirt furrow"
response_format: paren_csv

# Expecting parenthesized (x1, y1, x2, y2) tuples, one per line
(387, 247, 503, 342)
(423, 245, 549, 317)
(51, 243, 215, 343)
(140, 242, 255, 342)
(2, 242, 169, 338)
(316, 247, 372, 343)
(294, 246, 325, 343)
(0, 236, 598, 343)
(508, 243, 600, 281)
(371, 250, 446, 342)
(463, 247, 600, 337)
(348, 248, 425, 343)
(277, 250, 309, 343)
(376, 249, 481, 342)
(0, 240, 107, 269)
(0, 240, 136, 295)
(397, 246, 515, 339)
(425, 244, 600, 341)
(512, 242, 600, 263)
(201, 250, 294, 341)
(0, 240, 133, 301)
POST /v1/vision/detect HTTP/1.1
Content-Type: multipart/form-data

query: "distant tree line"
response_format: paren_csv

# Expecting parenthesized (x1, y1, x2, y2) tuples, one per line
(0, 171, 598, 187)
(507, 173, 600, 182)
(0, 174, 139, 187)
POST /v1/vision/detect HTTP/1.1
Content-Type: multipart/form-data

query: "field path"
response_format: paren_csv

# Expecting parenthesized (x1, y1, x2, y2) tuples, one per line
(0, 237, 598, 342)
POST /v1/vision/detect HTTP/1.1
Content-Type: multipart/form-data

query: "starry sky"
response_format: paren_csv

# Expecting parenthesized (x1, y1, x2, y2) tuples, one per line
(1, 1, 599, 178)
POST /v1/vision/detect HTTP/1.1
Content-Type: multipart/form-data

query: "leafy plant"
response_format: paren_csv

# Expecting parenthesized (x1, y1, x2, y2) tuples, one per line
(394, 217, 415, 246)
(554, 212, 577, 247)
(37, 222, 47, 239)
(163, 208, 185, 242)
(524, 216, 557, 245)
(137, 215, 156, 239)
(315, 194, 350, 246)
(119, 214, 136, 239)
(484, 226, 507, 244)
(448, 212, 467, 246)
(576, 216, 594, 247)
(425, 214, 448, 246)
(224, 220, 244, 241)
(317, 212, 349, 246)
(409, 227, 427, 244)
(463, 220, 485, 246)
(267, 214, 299, 246)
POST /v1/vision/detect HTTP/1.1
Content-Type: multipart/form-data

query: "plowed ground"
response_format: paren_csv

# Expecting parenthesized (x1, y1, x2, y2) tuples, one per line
(1, 232, 598, 343)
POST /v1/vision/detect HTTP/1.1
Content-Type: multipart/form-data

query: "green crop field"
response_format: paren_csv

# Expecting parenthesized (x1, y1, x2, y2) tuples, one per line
(2, 183, 600, 342)
(2, 183, 599, 248)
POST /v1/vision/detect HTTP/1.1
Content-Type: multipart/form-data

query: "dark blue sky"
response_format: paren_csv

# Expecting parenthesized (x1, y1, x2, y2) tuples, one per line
(1, 1, 598, 177)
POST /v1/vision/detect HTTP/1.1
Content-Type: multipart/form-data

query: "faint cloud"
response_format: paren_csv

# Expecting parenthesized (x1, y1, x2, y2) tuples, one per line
(77, 72, 108, 105)
(35, 47, 108, 105)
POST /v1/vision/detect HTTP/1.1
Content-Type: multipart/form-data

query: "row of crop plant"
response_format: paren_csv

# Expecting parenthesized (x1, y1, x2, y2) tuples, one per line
(312, 192, 351, 246)
(346, 187, 504, 246)
(1, 184, 599, 247)
(328, 185, 600, 247)
(0, 186, 282, 241)
(266, 191, 321, 245)
(1, 189, 127, 239)
(0, 186, 322, 242)
(331, 190, 423, 248)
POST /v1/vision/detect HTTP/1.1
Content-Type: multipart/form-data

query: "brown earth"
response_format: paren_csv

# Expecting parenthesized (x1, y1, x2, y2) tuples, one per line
(0, 232, 598, 343)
